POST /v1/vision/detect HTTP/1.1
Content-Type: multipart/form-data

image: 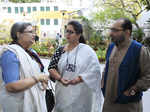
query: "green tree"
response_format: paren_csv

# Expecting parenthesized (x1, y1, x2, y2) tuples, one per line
(92, 6, 132, 30)
(91, 0, 147, 42)
(80, 16, 94, 41)
(0, 22, 12, 45)
(140, 0, 150, 10)
(9, 0, 40, 3)
(94, 0, 146, 29)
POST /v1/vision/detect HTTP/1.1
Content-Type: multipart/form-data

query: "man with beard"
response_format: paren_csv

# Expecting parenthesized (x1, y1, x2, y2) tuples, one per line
(101, 18, 150, 112)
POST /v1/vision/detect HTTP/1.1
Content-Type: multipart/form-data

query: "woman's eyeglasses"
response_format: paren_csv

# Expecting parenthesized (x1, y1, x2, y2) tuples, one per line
(65, 30, 75, 35)
(23, 31, 36, 34)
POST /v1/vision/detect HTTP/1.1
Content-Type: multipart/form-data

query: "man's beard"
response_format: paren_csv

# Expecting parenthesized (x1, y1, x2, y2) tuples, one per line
(111, 35, 125, 46)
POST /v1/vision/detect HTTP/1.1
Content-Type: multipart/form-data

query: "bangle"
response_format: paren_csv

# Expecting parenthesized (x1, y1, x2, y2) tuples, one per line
(78, 76, 83, 82)
(32, 76, 38, 83)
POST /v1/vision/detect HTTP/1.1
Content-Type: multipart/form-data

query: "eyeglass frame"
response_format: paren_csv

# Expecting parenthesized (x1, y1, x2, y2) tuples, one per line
(23, 30, 36, 34)
(65, 29, 76, 35)
(109, 28, 125, 33)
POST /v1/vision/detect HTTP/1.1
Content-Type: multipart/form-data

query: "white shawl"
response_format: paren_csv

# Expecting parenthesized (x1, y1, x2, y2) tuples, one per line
(0, 44, 47, 112)
(55, 43, 102, 112)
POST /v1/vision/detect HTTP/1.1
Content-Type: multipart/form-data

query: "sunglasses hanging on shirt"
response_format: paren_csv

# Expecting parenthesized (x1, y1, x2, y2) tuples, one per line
(65, 45, 79, 72)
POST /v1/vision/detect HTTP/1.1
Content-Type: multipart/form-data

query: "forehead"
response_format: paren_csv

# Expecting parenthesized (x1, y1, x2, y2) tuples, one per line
(67, 25, 74, 30)
(112, 20, 124, 28)
(24, 25, 32, 31)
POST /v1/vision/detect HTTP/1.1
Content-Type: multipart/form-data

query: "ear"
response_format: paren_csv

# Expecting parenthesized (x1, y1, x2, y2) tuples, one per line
(125, 29, 130, 36)
(77, 34, 81, 39)
(16, 32, 20, 40)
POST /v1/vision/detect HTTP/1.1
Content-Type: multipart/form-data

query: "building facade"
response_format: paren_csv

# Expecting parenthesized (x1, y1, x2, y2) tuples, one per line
(0, 0, 89, 39)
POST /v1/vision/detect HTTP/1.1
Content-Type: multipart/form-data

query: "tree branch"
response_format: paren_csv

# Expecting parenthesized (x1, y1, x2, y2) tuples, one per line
(136, 8, 146, 16)
(119, 0, 125, 8)
(132, 0, 142, 9)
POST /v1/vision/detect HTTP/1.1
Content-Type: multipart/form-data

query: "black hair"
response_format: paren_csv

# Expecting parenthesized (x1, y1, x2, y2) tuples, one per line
(118, 18, 132, 35)
(35, 35, 39, 42)
(67, 20, 86, 44)
(10, 22, 32, 43)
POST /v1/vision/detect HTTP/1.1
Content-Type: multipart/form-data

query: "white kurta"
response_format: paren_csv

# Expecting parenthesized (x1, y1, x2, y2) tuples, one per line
(0, 44, 47, 112)
(54, 43, 102, 112)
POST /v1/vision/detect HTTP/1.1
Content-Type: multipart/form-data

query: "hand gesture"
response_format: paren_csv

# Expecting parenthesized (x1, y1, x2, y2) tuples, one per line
(37, 75, 49, 83)
(60, 78, 70, 86)
(36, 75, 49, 90)
(69, 76, 82, 85)
(124, 86, 137, 96)
(40, 82, 48, 91)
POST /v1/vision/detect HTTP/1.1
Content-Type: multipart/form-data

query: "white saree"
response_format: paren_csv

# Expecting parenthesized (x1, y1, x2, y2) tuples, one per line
(0, 44, 47, 112)
(54, 43, 102, 112)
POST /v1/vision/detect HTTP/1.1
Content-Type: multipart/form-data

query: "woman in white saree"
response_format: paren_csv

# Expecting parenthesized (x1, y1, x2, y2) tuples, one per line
(48, 21, 102, 112)
(0, 22, 49, 112)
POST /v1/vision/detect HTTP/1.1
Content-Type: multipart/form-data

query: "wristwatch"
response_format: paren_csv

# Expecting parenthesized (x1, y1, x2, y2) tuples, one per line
(129, 89, 136, 96)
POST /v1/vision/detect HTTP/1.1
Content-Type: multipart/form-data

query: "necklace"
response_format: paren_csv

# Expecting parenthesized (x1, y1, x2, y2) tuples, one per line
(65, 45, 79, 72)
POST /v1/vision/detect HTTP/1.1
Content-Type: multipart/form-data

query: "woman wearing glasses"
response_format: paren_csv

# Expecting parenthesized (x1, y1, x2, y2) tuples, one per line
(48, 20, 102, 112)
(0, 22, 49, 112)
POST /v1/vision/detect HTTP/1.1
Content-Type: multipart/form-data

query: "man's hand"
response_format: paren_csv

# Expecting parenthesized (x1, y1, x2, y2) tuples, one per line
(101, 78, 104, 88)
(124, 86, 137, 96)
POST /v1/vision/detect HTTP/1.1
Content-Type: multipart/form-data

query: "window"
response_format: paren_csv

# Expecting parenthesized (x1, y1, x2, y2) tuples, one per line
(40, 19, 45, 25)
(48, 0, 56, 2)
(15, 7, 18, 14)
(46, 19, 50, 25)
(40, 7, 45, 11)
(46, 7, 50, 11)
(20, 7, 24, 13)
(67, 0, 72, 5)
(54, 6, 58, 11)
(2, 7, 7, 10)
(54, 19, 58, 25)
(32, 7, 37, 11)
(8, 7, 11, 13)
(27, 7, 31, 13)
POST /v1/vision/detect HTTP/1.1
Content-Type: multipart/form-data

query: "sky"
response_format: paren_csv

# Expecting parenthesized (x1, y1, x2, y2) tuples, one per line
(137, 11, 150, 27)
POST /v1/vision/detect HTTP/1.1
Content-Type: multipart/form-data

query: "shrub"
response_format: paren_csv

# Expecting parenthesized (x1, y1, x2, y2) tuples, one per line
(132, 28, 145, 42)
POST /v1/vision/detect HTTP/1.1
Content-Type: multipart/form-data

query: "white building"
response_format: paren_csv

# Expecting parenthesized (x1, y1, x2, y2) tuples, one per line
(0, 0, 91, 39)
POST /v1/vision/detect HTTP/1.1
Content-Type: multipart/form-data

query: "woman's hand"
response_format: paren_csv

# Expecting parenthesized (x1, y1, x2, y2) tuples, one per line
(5, 75, 49, 93)
(36, 75, 49, 83)
(60, 78, 70, 86)
(70, 76, 83, 85)
(34, 75, 49, 91)
(40, 82, 48, 91)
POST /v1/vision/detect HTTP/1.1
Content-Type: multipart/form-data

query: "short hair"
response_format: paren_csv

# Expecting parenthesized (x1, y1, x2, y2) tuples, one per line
(10, 22, 31, 43)
(118, 18, 132, 35)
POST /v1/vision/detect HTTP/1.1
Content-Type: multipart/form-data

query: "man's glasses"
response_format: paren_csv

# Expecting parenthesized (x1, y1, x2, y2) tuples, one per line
(109, 28, 124, 32)
(65, 30, 75, 35)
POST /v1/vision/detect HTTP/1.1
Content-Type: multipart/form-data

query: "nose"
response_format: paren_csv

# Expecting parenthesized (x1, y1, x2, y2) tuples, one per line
(32, 34, 36, 39)
(109, 31, 113, 37)
(65, 32, 70, 37)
